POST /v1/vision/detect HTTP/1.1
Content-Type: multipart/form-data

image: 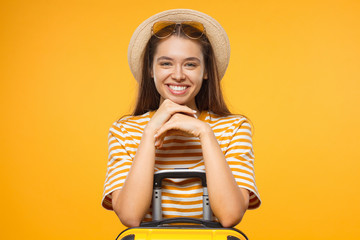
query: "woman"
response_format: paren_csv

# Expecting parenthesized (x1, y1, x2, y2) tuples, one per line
(102, 9, 261, 228)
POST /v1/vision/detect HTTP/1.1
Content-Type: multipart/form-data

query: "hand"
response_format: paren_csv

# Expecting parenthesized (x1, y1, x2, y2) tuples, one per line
(154, 113, 209, 148)
(145, 99, 196, 135)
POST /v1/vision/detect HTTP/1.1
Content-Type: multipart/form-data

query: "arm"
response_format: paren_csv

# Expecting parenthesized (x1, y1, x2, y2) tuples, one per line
(155, 114, 250, 227)
(111, 100, 196, 227)
(199, 125, 249, 227)
(111, 127, 156, 227)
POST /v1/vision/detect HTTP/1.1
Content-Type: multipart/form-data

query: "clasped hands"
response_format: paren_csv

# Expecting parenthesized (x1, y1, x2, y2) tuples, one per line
(146, 99, 209, 149)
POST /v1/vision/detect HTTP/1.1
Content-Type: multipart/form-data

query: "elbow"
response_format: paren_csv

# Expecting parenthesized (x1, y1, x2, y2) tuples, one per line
(113, 205, 142, 228)
(119, 216, 141, 228)
(218, 205, 247, 228)
(219, 214, 243, 228)
(112, 191, 148, 228)
(114, 208, 141, 227)
(219, 190, 249, 227)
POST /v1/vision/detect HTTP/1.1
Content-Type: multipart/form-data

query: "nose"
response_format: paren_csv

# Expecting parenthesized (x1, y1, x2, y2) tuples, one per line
(171, 65, 185, 81)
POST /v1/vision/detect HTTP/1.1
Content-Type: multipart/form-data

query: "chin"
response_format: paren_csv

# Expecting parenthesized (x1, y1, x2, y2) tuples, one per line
(171, 99, 189, 106)
(163, 96, 184, 104)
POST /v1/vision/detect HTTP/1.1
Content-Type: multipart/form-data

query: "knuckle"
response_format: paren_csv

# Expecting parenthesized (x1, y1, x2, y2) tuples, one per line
(164, 99, 172, 105)
(173, 113, 181, 119)
(163, 100, 174, 110)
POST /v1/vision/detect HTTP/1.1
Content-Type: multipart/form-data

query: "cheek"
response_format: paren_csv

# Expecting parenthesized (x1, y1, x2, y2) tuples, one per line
(191, 69, 206, 84)
(153, 67, 171, 82)
(196, 80, 204, 92)
(153, 75, 160, 91)
(152, 69, 166, 90)
(150, 63, 156, 78)
(191, 74, 204, 91)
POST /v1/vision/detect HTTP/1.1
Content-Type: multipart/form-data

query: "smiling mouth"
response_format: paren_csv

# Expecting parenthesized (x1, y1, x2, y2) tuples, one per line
(167, 84, 189, 95)
(168, 85, 188, 91)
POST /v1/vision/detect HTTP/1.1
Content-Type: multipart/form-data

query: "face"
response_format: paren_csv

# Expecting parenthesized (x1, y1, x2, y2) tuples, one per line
(152, 36, 208, 110)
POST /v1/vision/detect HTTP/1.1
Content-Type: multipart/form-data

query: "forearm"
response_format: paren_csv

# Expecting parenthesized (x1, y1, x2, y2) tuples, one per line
(199, 126, 249, 227)
(113, 128, 156, 227)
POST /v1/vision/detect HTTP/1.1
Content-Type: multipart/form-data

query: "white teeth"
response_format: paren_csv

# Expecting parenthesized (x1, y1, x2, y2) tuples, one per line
(169, 85, 187, 91)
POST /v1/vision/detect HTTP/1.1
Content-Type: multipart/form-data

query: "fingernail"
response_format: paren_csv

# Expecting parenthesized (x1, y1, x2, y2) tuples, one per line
(193, 110, 197, 113)
(193, 114, 198, 119)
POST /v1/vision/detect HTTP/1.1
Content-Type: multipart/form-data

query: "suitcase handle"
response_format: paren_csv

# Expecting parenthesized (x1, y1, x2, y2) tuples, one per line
(153, 169, 207, 188)
(152, 169, 212, 221)
(140, 217, 222, 228)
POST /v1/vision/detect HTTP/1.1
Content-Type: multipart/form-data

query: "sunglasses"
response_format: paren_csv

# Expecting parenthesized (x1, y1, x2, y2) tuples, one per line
(152, 21, 206, 39)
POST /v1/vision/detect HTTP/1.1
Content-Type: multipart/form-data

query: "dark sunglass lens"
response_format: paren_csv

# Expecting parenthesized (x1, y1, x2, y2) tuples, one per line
(153, 22, 176, 38)
(181, 22, 204, 39)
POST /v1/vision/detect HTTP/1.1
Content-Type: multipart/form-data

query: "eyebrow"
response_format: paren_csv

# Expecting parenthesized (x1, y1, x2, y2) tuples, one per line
(156, 56, 201, 62)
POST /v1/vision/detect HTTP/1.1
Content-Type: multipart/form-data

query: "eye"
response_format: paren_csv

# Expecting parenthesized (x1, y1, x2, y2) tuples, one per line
(185, 62, 198, 68)
(159, 61, 172, 67)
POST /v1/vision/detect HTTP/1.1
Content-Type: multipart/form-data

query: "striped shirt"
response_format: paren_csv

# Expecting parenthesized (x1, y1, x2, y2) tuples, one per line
(102, 110, 261, 221)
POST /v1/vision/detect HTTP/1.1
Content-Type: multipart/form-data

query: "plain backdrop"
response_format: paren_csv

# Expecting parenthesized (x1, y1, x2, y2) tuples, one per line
(1, 0, 359, 239)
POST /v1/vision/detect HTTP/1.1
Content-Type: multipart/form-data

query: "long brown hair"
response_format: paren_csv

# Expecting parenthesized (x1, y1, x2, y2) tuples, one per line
(132, 25, 231, 116)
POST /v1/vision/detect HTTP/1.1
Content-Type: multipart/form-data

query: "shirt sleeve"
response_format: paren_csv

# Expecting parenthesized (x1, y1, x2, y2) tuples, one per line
(224, 118, 261, 209)
(101, 123, 134, 210)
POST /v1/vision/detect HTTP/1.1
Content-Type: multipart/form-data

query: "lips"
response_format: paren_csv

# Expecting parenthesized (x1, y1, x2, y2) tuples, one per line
(166, 84, 189, 95)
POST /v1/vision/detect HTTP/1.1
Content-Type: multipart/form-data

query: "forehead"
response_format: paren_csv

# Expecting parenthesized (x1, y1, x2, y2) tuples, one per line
(154, 36, 204, 61)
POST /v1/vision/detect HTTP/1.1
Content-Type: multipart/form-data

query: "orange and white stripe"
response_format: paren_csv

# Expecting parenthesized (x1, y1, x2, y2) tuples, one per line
(102, 111, 261, 220)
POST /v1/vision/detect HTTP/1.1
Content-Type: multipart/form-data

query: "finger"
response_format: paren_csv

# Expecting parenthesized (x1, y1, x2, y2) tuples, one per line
(158, 138, 165, 149)
(176, 106, 197, 117)
(161, 99, 197, 117)
(154, 131, 166, 147)
(154, 129, 174, 148)
(156, 113, 197, 138)
(155, 122, 176, 140)
(155, 134, 166, 148)
(154, 132, 167, 147)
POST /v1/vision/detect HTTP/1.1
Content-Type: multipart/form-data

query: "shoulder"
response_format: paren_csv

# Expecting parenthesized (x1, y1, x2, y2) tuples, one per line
(207, 112, 251, 128)
(205, 112, 253, 140)
(113, 111, 152, 127)
(109, 111, 152, 137)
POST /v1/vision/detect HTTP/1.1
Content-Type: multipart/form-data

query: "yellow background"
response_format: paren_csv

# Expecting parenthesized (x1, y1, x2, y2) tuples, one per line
(1, 0, 359, 239)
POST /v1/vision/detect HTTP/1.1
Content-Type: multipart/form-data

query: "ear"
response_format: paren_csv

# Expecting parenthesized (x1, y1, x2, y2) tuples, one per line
(203, 71, 208, 80)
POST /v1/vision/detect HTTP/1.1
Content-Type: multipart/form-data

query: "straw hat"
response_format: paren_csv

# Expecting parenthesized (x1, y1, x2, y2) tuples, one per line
(128, 9, 230, 82)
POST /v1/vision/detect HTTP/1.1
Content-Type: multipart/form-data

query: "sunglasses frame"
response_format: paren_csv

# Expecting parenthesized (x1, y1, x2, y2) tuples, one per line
(151, 21, 206, 40)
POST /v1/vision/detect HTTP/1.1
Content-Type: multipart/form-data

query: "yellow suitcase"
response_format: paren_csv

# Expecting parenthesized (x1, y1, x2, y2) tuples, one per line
(116, 169, 248, 240)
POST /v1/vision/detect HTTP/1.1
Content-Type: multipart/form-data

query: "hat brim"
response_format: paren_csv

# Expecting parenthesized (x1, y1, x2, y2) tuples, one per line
(128, 9, 230, 82)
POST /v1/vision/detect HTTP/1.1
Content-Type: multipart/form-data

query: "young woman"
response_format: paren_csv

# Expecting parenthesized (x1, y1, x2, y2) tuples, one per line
(102, 9, 261, 228)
